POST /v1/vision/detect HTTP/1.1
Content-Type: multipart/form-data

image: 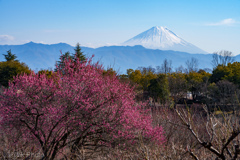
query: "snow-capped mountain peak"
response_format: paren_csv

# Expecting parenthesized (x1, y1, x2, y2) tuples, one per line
(122, 26, 207, 54)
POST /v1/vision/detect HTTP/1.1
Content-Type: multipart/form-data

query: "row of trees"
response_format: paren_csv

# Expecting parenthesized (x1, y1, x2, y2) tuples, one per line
(0, 48, 237, 108)
(0, 49, 234, 88)
(121, 51, 239, 108)
(0, 43, 86, 88)
(153, 50, 234, 74)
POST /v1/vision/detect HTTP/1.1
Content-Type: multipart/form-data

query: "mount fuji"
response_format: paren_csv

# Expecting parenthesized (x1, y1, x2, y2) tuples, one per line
(123, 26, 207, 54)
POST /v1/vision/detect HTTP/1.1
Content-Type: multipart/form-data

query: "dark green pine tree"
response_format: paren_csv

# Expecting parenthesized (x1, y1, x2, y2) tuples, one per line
(3, 49, 18, 61)
(0, 50, 30, 87)
(56, 51, 72, 71)
(55, 43, 86, 72)
(74, 43, 86, 62)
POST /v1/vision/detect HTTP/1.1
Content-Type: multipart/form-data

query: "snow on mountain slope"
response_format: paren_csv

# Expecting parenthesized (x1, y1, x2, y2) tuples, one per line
(122, 26, 207, 54)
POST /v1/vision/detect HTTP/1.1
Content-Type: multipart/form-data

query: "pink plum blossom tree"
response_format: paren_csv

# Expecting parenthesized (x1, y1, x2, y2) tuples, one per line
(0, 56, 164, 159)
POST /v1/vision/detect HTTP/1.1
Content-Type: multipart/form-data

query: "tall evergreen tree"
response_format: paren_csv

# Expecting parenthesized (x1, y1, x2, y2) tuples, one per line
(56, 51, 71, 71)
(3, 49, 17, 61)
(55, 43, 86, 72)
(74, 43, 86, 62)
(0, 50, 30, 87)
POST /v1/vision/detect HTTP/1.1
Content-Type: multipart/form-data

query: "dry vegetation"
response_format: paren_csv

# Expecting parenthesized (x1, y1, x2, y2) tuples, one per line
(1, 104, 240, 160)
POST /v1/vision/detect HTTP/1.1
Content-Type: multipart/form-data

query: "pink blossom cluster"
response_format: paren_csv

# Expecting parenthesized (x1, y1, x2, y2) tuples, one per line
(0, 57, 165, 158)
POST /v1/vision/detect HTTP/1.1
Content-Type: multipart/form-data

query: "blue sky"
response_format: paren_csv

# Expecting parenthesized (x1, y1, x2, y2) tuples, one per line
(0, 0, 240, 54)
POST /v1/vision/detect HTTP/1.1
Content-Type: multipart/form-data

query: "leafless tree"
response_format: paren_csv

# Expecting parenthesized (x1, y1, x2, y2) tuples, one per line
(157, 59, 172, 74)
(175, 65, 185, 73)
(175, 106, 240, 160)
(137, 66, 156, 74)
(212, 50, 235, 68)
(185, 57, 199, 73)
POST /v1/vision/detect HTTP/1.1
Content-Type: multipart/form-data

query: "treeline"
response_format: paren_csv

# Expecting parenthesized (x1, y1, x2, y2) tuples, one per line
(0, 43, 86, 87)
(119, 50, 239, 110)
(0, 47, 238, 109)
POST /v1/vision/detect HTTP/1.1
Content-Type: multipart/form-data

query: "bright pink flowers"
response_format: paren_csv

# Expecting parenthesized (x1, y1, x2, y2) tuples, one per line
(0, 57, 165, 159)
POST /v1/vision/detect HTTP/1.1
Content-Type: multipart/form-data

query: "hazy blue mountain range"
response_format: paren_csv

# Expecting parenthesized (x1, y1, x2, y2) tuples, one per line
(0, 42, 239, 74)
(0, 42, 75, 71)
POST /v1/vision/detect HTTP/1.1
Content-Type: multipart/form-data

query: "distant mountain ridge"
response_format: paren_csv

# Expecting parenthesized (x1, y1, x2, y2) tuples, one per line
(0, 42, 76, 70)
(123, 26, 207, 54)
(0, 42, 239, 74)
